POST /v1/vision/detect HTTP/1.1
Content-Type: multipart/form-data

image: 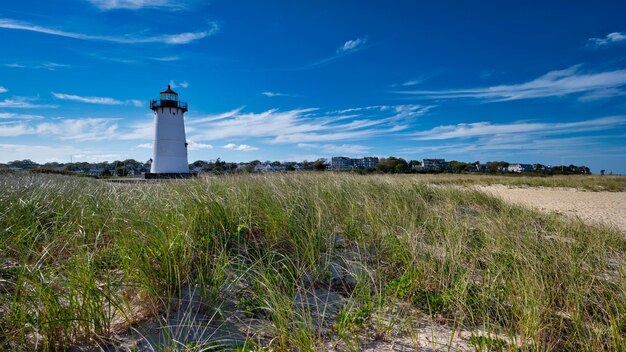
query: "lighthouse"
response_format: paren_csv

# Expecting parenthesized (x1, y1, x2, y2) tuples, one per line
(145, 85, 191, 178)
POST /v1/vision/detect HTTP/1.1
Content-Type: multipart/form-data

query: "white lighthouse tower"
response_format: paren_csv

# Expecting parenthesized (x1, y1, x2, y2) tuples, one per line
(146, 85, 191, 178)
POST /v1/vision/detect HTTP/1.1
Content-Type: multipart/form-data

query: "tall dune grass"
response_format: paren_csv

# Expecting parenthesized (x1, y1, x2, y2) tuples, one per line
(0, 173, 624, 350)
(403, 173, 626, 191)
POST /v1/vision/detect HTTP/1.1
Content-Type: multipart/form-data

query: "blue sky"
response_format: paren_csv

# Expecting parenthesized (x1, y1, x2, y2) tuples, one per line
(1, 0, 625, 173)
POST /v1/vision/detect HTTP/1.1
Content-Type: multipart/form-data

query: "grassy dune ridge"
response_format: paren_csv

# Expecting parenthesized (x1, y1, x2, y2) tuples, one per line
(0, 173, 624, 350)
(405, 174, 626, 192)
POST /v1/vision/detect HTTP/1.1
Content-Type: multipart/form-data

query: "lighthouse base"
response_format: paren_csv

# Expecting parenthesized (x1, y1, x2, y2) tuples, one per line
(143, 172, 196, 180)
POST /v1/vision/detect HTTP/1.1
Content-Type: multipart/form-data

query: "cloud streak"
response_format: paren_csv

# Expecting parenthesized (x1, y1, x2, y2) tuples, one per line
(222, 143, 258, 151)
(261, 91, 299, 97)
(399, 135, 626, 162)
(187, 104, 431, 144)
(0, 112, 43, 120)
(169, 80, 189, 89)
(396, 65, 626, 102)
(3, 62, 70, 70)
(268, 35, 372, 71)
(52, 92, 142, 106)
(411, 116, 626, 140)
(337, 35, 369, 53)
(588, 32, 626, 48)
(297, 143, 371, 155)
(0, 97, 58, 109)
(85, 0, 185, 10)
(0, 18, 218, 45)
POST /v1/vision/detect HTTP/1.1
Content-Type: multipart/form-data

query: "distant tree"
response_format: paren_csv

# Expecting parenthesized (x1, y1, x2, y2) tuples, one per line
(313, 158, 328, 171)
(448, 160, 468, 173)
(600, 169, 605, 176)
(394, 163, 410, 173)
(376, 157, 409, 173)
(192, 160, 207, 168)
(114, 167, 127, 176)
(9, 159, 39, 169)
(487, 161, 509, 172)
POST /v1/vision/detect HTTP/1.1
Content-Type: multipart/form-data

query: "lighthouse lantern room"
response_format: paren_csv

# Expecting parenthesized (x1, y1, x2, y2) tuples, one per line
(145, 85, 192, 179)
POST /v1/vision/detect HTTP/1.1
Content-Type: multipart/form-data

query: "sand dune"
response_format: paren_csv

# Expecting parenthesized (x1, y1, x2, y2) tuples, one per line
(477, 185, 626, 233)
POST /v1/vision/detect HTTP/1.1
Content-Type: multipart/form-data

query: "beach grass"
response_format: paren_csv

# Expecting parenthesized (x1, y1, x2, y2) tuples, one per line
(0, 172, 624, 350)
(404, 173, 626, 191)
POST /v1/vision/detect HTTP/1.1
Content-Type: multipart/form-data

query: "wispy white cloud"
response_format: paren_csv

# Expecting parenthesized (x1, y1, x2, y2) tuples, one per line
(222, 143, 258, 151)
(337, 36, 369, 53)
(0, 97, 58, 109)
(0, 123, 35, 137)
(187, 107, 245, 124)
(36, 118, 120, 141)
(396, 65, 626, 102)
(0, 86, 7, 93)
(148, 56, 180, 62)
(52, 92, 143, 107)
(117, 121, 153, 140)
(0, 18, 218, 45)
(261, 91, 299, 97)
(271, 35, 372, 71)
(389, 77, 428, 88)
(297, 143, 371, 155)
(399, 135, 626, 163)
(169, 80, 189, 89)
(4, 62, 70, 70)
(188, 104, 431, 144)
(0, 117, 122, 141)
(0, 143, 127, 163)
(0, 112, 44, 120)
(137, 140, 211, 151)
(411, 116, 626, 140)
(85, 0, 184, 10)
(588, 32, 626, 48)
(400, 80, 422, 87)
(187, 140, 212, 150)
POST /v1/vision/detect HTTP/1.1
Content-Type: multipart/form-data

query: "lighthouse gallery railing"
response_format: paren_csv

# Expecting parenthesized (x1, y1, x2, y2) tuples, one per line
(150, 99, 188, 112)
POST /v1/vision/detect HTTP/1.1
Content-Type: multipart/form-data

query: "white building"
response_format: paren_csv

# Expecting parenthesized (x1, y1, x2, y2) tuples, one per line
(254, 163, 286, 172)
(330, 156, 379, 170)
(147, 85, 191, 178)
(507, 163, 533, 173)
(422, 159, 446, 170)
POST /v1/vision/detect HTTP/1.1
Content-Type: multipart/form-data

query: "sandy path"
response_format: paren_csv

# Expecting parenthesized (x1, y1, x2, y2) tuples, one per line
(476, 185, 626, 233)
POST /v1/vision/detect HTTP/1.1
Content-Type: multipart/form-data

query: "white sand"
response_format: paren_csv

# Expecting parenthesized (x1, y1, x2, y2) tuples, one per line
(476, 185, 626, 232)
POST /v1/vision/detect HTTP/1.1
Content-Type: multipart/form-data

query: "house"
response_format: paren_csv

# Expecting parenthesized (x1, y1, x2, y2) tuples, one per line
(254, 163, 286, 172)
(469, 163, 488, 172)
(331, 157, 352, 170)
(330, 156, 379, 170)
(422, 159, 446, 170)
(507, 163, 534, 173)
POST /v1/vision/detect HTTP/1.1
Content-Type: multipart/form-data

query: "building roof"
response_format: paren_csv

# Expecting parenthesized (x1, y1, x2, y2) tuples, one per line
(160, 85, 178, 95)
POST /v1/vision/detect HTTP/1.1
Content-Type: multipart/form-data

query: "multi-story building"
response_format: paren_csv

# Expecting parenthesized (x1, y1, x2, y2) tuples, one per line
(422, 159, 447, 170)
(331, 156, 379, 170)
